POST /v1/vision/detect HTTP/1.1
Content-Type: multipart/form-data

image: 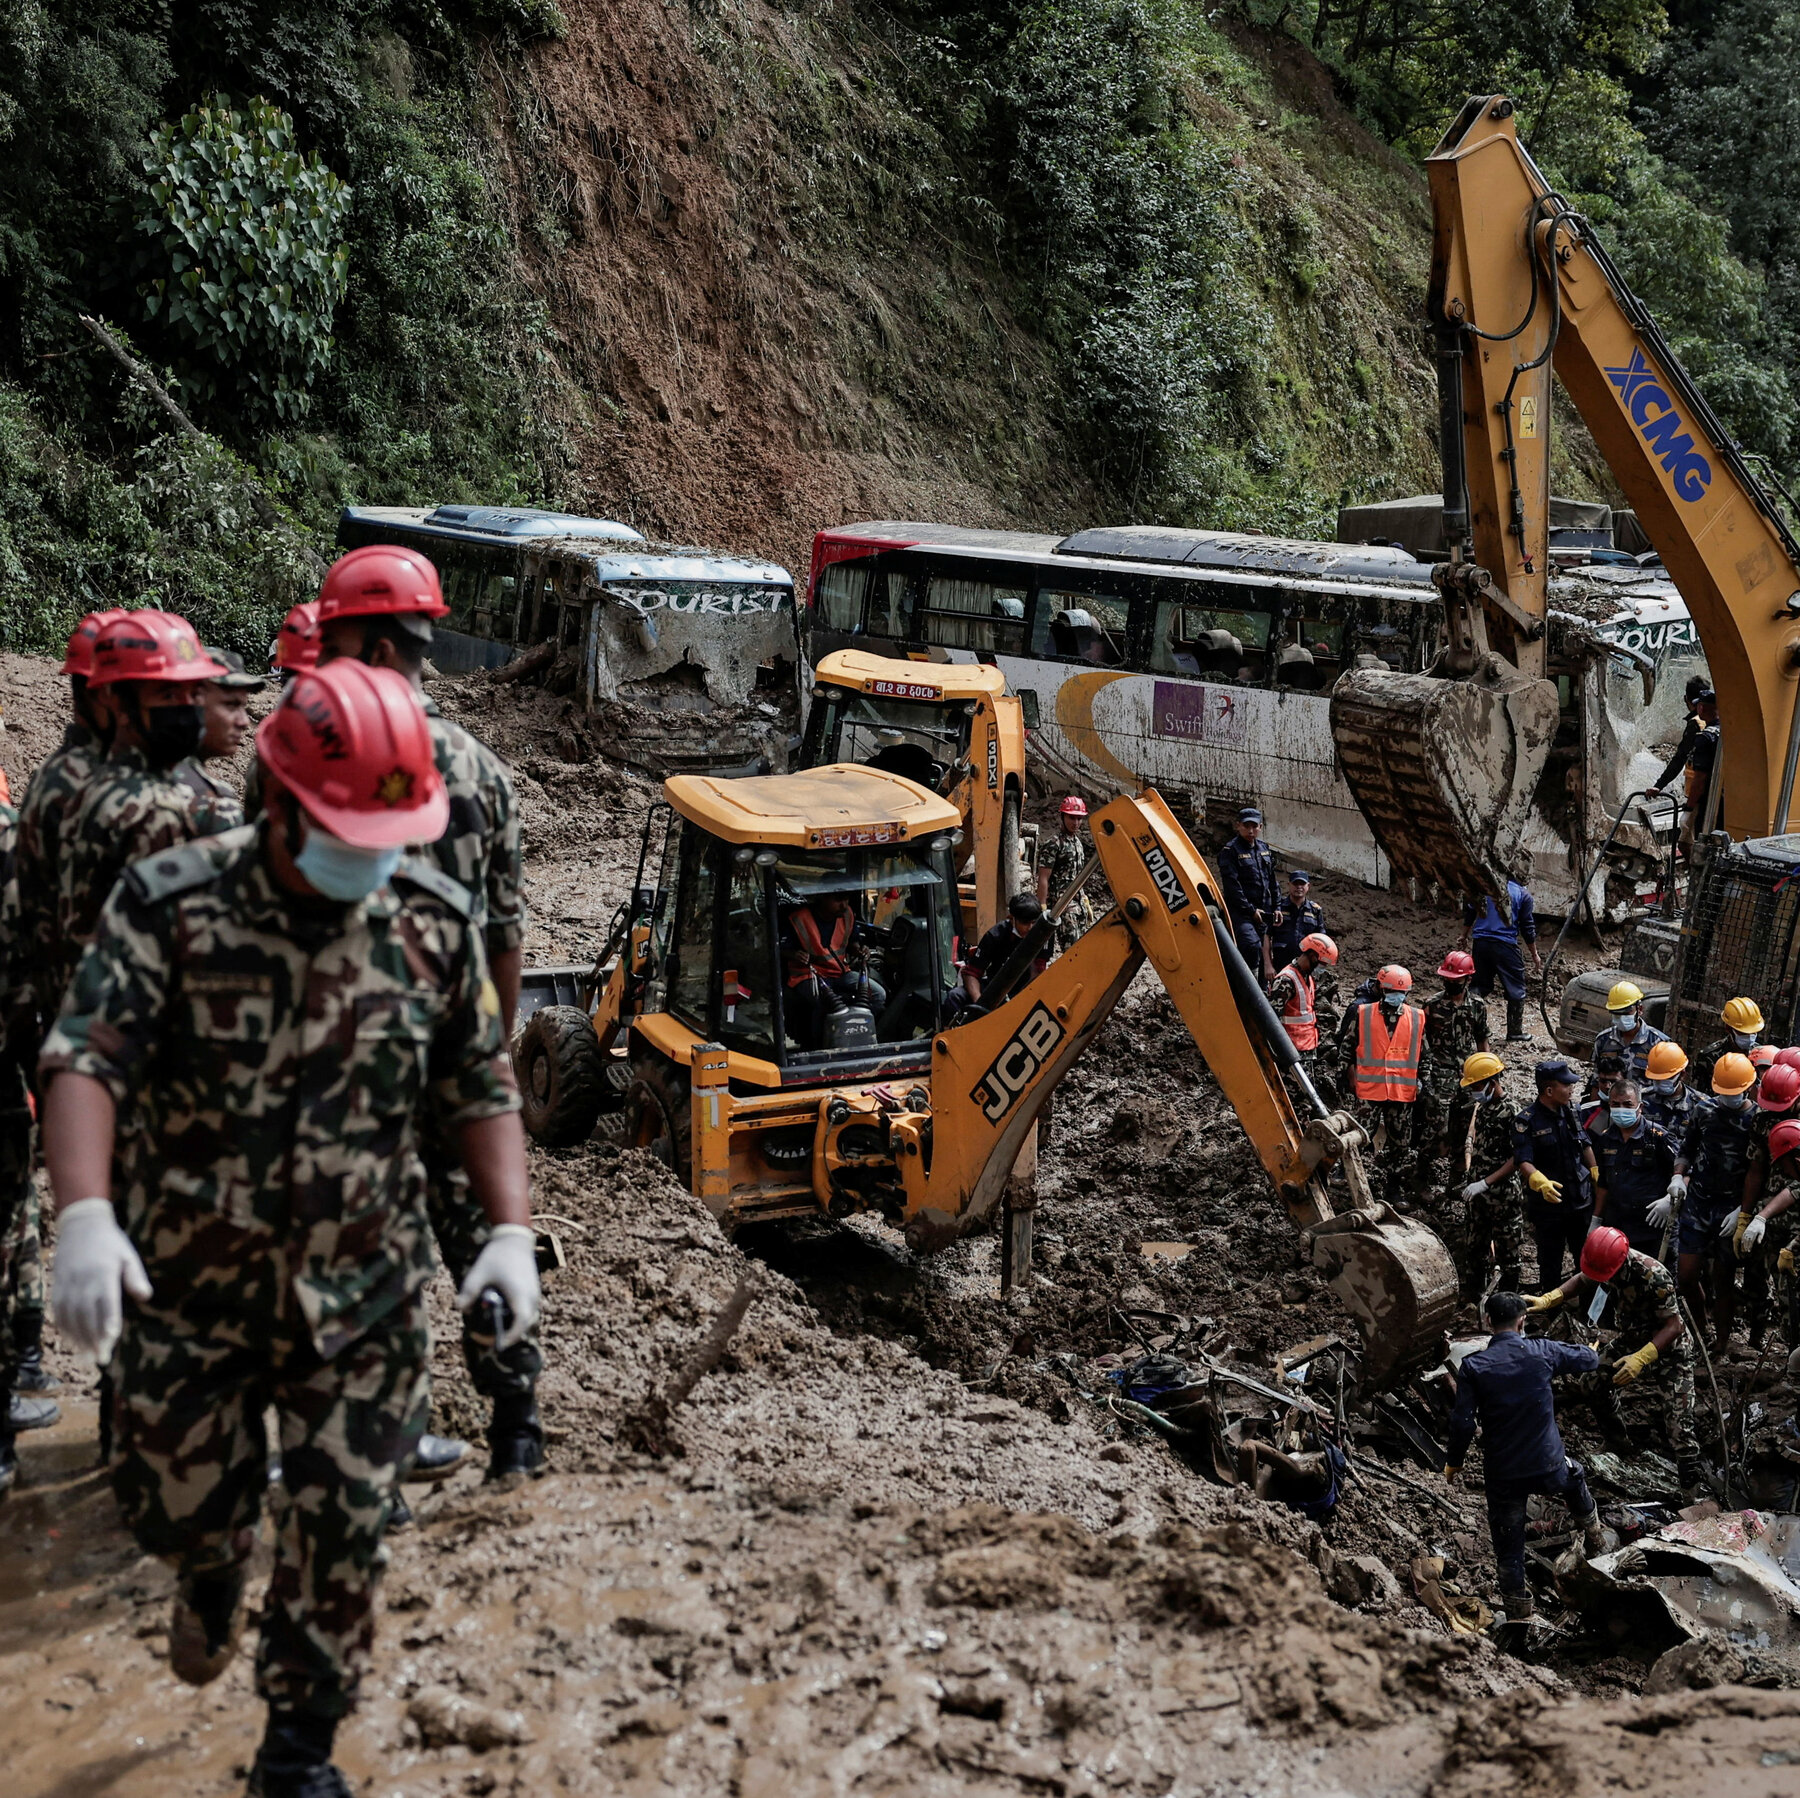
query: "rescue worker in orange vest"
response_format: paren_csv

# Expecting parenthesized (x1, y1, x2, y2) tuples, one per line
(782, 891, 885, 1050)
(1268, 932, 1339, 1099)
(1332, 964, 1433, 1207)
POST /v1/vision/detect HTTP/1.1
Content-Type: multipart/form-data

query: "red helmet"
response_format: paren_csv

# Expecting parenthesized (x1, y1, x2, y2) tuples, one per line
(88, 612, 228, 687)
(275, 601, 322, 674)
(1580, 1225, 1630, 1284)
(1770, 1119, 1800, 1165)
(1759, 1064, 1800, 1112)
(316, 545, 448, 622)
(1752, 1044, 1780, 1070)
(1376, 964, 1413, 994)
(1059, 795, 1088, 817)
(61, 608, 131, 678)
(1300, 931, 1338, 964)
(1436, 950, 1475, 979)
(1776, 1047, 1800, 1073)
(256, 661, 449, 849)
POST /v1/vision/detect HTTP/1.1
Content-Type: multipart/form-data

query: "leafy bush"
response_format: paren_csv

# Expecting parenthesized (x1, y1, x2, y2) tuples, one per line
(136, 96, 352, 420)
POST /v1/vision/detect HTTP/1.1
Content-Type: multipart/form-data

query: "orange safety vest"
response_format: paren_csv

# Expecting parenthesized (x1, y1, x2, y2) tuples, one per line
(1274, 962, 1318, 1052)
(788, 906, 850, 985)
(1353, 1001, 1424, 1103)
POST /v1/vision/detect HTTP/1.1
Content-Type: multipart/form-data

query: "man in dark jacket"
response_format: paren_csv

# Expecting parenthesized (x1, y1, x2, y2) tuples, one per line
(1445, 1290, 1604, 1618)
(1216, 806, 1278, 976)
(1513, 1058, 1598, 1288)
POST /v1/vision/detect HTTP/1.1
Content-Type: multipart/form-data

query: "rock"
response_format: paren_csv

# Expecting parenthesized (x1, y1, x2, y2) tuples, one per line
(929, 1543, 1066, 1610)
(1646, 1634, 1748, 1694)
(408, 1685, 534, 1751)
(1330, 1553, 1403, 1612)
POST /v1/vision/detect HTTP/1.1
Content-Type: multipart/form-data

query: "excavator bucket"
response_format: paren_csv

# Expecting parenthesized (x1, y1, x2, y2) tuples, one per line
(1304, 1208, 1460, 1389)
(1329, 661, 1560, 898)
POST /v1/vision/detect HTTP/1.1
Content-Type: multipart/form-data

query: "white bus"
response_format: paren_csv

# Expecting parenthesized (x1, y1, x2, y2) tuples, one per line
(806, 519, 1706, 916)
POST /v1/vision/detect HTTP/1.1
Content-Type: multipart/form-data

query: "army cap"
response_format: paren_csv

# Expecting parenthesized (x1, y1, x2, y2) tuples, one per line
(205, 647, 266, 690)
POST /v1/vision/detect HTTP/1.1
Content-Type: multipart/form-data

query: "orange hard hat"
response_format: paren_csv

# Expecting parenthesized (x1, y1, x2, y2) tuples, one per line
(1713, 1052, 1758, 1097)
(1646, 1040, 1688, 1080)
(1376, 964, 1412, 993)
(1300, 932, 1338, 964)
(1752, 1045, 1779, 1069)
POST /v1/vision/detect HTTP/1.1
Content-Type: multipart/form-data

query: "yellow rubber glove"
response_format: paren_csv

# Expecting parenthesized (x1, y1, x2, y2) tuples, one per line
(1781, 1246, 1797, 1277)
(1527, 1168, 1563, 1204)
(1527, 1287, 1566, 1314)
(1734, 1211, 1751, 1254)
(1613, 1343, 1660, 1386)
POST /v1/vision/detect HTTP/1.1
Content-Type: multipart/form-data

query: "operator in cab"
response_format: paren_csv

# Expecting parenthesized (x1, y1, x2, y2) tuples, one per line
(783, 891, 886, 1049)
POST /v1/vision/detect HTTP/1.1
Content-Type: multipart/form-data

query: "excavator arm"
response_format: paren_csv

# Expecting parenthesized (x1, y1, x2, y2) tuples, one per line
(900, 790, 1458, 1386)
(1334, 95, 1800, 894)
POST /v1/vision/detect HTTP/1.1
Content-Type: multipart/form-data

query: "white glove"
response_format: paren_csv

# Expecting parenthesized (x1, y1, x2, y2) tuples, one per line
(52, 1198, 152, 1363)
(1647, 1195, 1675, 1229)
(1720, 1209, 1744, 1243)
(1667, 1174, 1689, 1202)
(1742, 1215, 1767, 1255)
(1462, 1180, 1489, 1203)
(457, 1224, 541, 1350)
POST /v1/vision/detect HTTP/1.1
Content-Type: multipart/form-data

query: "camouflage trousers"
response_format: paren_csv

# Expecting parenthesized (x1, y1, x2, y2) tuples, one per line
(1566, 1341, 1701, 1473)
(1413, 1090, 1476, 1191)
(112, 1290, 429, 1717)
(425, 1152, 541, 1403)
(1351, 1098, 1419, 1208)
(0, 1085, 35, 1392)
(1741, 1212, 1800, 1346)
(1459, 1181, 1527, 1301)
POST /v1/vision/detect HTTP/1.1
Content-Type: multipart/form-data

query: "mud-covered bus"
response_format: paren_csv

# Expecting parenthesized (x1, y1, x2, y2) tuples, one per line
(805, 520, 1706, 915)
(338, 505, 804, 774)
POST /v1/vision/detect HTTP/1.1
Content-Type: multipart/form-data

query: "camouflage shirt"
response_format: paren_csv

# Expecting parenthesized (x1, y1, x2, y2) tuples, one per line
(420, 698, 525, 958)
(173, 758, 246, 835)
(1041, 827, 1087, 909)
(15, 720, 100, 1017)
(1687, 1035, 1745, 1100)
(1573, 1247, 1687, 1356)
(1423, 990, 1490, 1100)
(52, 746, 211, 1011)
(1590, 1019, 1669, 1086)
(39, 824, 519, 1358)
(1461, 1094, 1520, 1194)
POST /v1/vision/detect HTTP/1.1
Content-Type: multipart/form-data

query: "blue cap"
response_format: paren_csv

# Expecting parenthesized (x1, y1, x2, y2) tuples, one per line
(1536, 1057, 1581, 1086)
(1287, 869, 1312, 883)
(1237, 807, 1264, 824)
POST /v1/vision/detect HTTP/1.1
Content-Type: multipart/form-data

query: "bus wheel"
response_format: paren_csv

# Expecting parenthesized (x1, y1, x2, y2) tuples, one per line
(623, 1055, 694, 1188)
(517, 1006, 607, 1146)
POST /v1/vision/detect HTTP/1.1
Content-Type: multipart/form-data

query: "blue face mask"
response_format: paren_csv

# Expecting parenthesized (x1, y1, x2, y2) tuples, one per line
(296, 823, 402, 902)
(1716, 1091, 1748, 1111)
(1611, 1106, 1639, 1128)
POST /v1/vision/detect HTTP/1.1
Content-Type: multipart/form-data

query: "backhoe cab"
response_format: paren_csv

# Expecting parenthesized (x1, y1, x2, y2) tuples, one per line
(801, 650, 1033, 935)
(516, 763, 1456, 1390)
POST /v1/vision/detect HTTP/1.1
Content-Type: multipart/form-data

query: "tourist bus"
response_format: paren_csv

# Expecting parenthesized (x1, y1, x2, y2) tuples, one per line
(804, 520, 1705, 914)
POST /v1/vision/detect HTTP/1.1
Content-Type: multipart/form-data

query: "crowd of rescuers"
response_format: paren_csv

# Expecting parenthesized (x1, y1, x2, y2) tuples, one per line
(0, 549, 544, 1796)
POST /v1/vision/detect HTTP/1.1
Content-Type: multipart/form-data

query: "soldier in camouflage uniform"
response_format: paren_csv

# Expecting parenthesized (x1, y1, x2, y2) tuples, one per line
(1037, 795, 1097, 948)
(1532, 1235, 1703, 1493)
(1688, 996, 1765, 1101)
(41, 662, 536, 1798)
(1452, 1052, 1525, 1299)
(51, 613, 231, 1011)
(312, 544, 538, 1481)
(1416, 950, 1490, 1199)
(171, 646, 263, 834)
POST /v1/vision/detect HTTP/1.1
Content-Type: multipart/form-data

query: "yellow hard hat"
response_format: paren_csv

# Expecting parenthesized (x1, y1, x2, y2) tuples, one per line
(1460, 1051, 1506, 1087)
(1712, 1051, 1757, 1096)
(1606, 980, 1645, 1012)
(1723, 997, 1766, 1033)
(1646, 1040, 1688, 1080)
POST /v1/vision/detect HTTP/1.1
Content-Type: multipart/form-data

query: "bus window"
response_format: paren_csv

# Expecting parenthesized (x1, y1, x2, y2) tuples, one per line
(865, 571, 910, 641)
(1274, 616, 1343, 691)
(816, 563, 867, 632)
(472, 570, 519, 640)
(920, 577, 1027, 654)
(1150, 600, 1269, 683)
(1034, 589, 1128, 665)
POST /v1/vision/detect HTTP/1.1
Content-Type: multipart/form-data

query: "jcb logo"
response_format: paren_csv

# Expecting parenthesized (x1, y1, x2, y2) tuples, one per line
(986, 728, 999, 790)
(972, 1003, 1065, 1123)
(1138, 840, 1188, 912)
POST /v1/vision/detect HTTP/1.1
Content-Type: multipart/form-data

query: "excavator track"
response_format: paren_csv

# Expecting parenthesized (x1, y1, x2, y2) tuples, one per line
(1329, 659, 1560, 899)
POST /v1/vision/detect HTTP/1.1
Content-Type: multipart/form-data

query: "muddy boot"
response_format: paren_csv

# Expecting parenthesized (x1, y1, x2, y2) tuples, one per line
(1505, 999, 1527, 1043)
(387, 1492, 413, 1531)
(1500, 1587, 1534, 1620)
(0, 1427, 15, 1497)
(487, 1392, 545, 1484)
(9, 1393, 59, 1431)
(12, 1313, 59, 1394)
(1499, 1263, 1522, 1295)
(248, 1709, 350, 1798)
(410, 1431, 469, 1483)
(1579, 1511, 1607, 1557)
(169, 1568, 245, 1686)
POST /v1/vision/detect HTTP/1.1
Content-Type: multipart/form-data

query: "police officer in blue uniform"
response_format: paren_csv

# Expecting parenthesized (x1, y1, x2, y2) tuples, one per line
(1513, 1057, 1597, 1288)
(1587, 1078, 1675, 1255)
(1267, 869, 1326, 965)
(1217, 806, 1279, 973)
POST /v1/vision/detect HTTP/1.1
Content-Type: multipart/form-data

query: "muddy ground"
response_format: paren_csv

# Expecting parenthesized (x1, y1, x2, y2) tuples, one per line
(4, 653, 1796, 1797)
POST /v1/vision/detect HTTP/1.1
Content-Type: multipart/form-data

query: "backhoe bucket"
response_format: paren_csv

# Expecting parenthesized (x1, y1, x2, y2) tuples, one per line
(1330, 661, 1560, 898)
(1305, 1208, 1459, 1389)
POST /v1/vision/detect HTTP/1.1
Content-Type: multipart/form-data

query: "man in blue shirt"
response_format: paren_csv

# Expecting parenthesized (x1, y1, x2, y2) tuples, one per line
(1460, 866, 1541, 1043)
(1587, 1078, 1675, 1254)
(1445, 1289, 1603, 1619)
(1513, 1058, 1598, 1288)
(1216, 806, 1279, 976)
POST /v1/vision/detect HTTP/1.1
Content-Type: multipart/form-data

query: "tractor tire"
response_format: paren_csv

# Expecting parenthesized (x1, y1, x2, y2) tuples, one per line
(1000, 787, 1028, 899)
(517, 1005, 607, 1147)
(623, 1054, 694, 1188)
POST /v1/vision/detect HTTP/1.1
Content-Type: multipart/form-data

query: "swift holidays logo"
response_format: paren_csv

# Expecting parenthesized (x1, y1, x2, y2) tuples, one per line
(971, 1003, 1065, 1123)
(1135, 834, 1189, 912)
(1604, 350, 1712, 502)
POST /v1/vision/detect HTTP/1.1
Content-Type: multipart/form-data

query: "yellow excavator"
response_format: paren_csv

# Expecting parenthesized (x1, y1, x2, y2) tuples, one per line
(799, 649, 1033, 936)
(1332, 95, 1800, 904)
(515, 761, 1456, 1388)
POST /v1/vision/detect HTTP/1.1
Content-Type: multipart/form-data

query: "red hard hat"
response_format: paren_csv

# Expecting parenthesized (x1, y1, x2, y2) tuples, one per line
(1580, 1225, 1630, 1284)
(88, 612, 228, 687)
(316, 545, 448, 622)
(1059, 795, 1088, 817)
(1770, 1118, 1800, 1164)
(1775, 1047, 1800, 1073)
(1376, 963, 1413, 993)
(276, 601, 322, 673)
(1436, 950, 1475, 979)
(1752, 1045, 1780, 1069)
(1759, 1064, 1800, 1111)
(61, 608, 131, 678)
(256, 661, 449, 849)
(1300, 931, 1338, 964)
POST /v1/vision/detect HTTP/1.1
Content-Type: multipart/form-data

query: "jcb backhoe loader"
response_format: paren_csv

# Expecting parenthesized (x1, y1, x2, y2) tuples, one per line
(515, 762, 1456, 1387)
(800, 649, 1033, 935)
(1332, 95, 1800, 906)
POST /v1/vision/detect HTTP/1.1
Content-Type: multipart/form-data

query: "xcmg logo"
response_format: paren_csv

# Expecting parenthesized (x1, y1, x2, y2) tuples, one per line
(1604, 350, 1712, 502)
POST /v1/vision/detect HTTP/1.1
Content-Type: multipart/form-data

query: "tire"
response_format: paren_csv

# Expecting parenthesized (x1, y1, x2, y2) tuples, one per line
(1000, 788, 1028, 900)
(516, 1006, 607, 1147)
(623, 1054, 693, 1188)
